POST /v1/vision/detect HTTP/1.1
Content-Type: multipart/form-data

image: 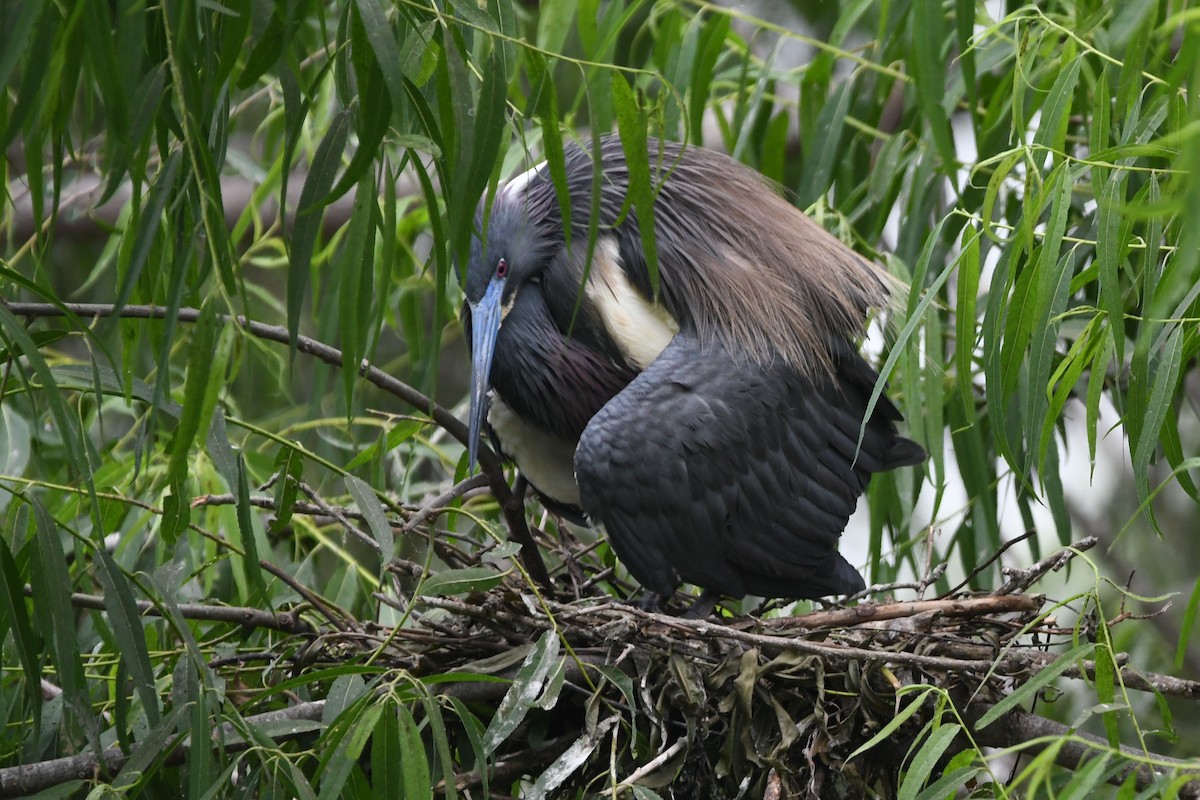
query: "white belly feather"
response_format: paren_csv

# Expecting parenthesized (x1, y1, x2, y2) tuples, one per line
(488, 395, 582, 506)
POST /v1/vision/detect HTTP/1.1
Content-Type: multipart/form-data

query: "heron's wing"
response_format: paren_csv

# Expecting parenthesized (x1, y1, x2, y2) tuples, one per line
(574, 335, 923, 600)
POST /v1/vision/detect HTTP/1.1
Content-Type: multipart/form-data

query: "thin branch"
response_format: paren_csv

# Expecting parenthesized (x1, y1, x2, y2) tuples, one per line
(996, 536, 1099, 594)
(30, 587, 316, 635)
(943, 529, 1037, 596)
(298, 480, 380, 552)
(257, 560, 358, 633)
(764, 594, 1043, 631)
(193, 492, 374, 520)
(402, 473, 490, 532)
(3, 301, 552, 590)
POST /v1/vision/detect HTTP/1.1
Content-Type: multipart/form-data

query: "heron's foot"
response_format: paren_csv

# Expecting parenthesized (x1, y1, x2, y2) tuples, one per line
(636, 592, 668, 612)
(681, 589, 721, 620)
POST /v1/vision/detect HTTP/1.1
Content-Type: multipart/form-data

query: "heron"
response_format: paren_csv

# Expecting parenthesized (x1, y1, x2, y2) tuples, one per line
(460, 135, 925, 612)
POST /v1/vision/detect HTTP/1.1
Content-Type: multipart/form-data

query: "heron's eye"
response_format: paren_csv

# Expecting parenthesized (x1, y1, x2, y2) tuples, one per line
(495, 258, 509, 279)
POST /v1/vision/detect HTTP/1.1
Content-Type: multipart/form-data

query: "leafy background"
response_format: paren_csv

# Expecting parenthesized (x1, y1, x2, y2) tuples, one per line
(2, 0, 1200, 797)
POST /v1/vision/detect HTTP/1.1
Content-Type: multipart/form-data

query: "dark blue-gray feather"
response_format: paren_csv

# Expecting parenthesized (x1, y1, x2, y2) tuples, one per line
(574, 334, 923, 600)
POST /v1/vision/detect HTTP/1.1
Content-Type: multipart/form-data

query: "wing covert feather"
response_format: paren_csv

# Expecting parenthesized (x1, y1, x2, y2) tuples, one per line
(575, 335, 919, 599)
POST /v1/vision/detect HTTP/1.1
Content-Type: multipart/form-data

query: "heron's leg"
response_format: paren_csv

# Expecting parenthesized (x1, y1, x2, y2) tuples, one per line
(681, 589, 721, 620)
(636, 592, 668, 612)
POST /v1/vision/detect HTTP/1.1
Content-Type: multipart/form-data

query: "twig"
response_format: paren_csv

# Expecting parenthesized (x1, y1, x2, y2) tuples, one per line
(844, 563, 948, 603)
(3, 301, 552, 590)
(257, 560, 357, 632)
(617, 737, 687, 787)
(28, 588, 316, 635)
(298, 480, 379, 552)
(193, 492, 376, 521)
(937, 640, 1200, 701)
(402, 473, 490, 532)
(996, 536, 1099, 594)
(763, 594, 1043, 631)
(943, 529, 1038, 596)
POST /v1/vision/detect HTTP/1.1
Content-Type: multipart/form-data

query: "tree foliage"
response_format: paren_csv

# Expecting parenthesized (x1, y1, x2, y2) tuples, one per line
(2, 0, 1200, 797)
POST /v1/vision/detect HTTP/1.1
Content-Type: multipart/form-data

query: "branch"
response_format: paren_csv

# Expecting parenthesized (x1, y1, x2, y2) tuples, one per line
(49, 589, 316, 635)
(996, 536, 1099, 594)
(3, 301, 552, 590)
(764, 595, 1043, 631)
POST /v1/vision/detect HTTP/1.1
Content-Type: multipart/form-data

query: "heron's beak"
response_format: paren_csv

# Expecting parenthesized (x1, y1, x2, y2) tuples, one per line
(467, 278, 504, 471)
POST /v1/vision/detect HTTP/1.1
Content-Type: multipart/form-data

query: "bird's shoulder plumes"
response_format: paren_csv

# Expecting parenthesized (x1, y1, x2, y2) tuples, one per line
(512, 135, 896, 375)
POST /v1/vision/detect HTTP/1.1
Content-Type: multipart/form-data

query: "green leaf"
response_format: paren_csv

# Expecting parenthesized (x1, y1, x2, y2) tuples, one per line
(482, 630, 560, 755)
(420, 566, 505, 597)
(270, 442, 305, 535)
(1032, 52, 1081, 160)
(0, 537, 43, 724)
(976, 643, 1095, 729)
(1132, 326, 1183, 507)
(899, 723, 961, 800)
(611, 73, 660, 296)
(318, 703, 382, 800)
(352, 0, 407, 116)
(31, 500, 94, 744)
(346, 475, 393, 559)
(799, 76, 854, 206)
(397, 704, 434, 800)
(914, 750, 983, 800)
(289, 105, 354, 356)
(687, 13, 730, 145)
(337, 174, 380, 412)
(447, 696, 489, 797)
(910, 0, 956, 174)
(345, 418, 425, 470)
(848, 687, 936, 761)
(94, 547, 161, 726)
(167, 301, 220, 486)
(234, 451, 269, 604)
(1177, 575, 1200, 672)
(537, 0, 575, 54)
(955, 224, 981, 420)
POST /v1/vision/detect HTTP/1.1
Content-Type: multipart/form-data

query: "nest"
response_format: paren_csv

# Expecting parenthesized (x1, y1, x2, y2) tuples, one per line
(337, 538, 1080, 799)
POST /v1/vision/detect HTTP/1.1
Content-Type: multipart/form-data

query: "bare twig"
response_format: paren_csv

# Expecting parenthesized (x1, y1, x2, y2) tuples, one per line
(938, 640, 1200, 701)
(298, 480, 379, 552)
(764, 594, 1043, 631)
(943, 529, 1038, 596)
(401, 473, 490, 532)
(996, 536, 1099, 594)
(193, 492, 371, 520)
(843, 562, 948, 603)
(28, 587, 316, 635)
(257, 560, 357, 633)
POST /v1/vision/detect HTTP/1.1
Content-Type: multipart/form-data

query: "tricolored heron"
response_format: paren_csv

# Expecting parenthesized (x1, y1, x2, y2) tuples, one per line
(461, 135, 924, 611)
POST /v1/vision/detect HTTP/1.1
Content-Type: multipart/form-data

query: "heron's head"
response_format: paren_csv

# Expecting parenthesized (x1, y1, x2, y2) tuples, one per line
(461, 175, 560, 469)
